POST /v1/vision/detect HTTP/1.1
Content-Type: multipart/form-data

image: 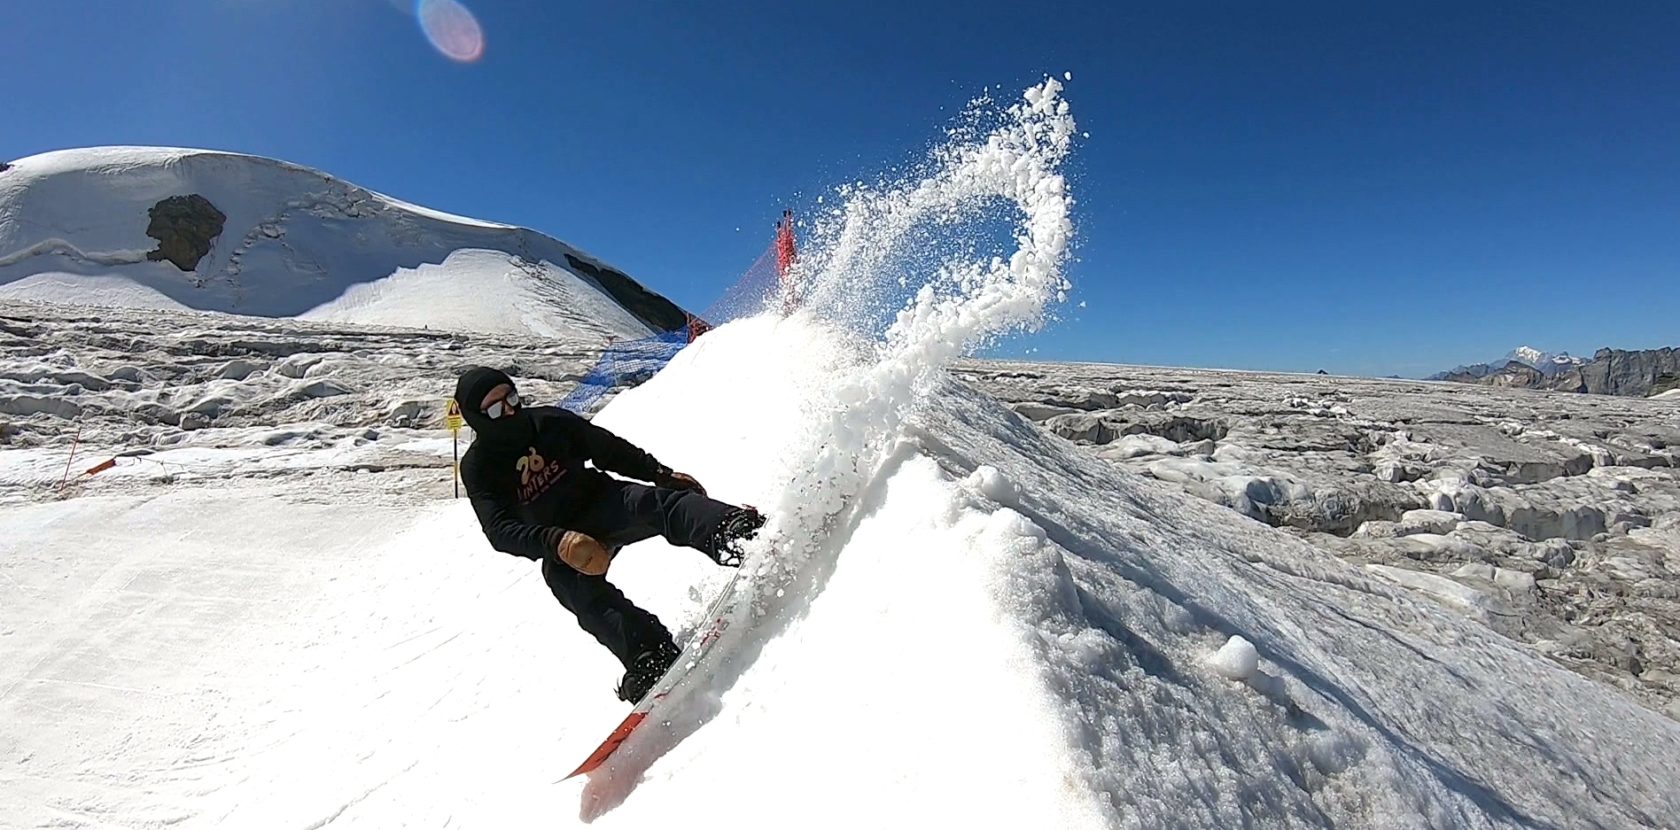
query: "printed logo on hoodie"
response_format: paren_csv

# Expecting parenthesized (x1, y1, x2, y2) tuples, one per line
(516, 447, 565, 504)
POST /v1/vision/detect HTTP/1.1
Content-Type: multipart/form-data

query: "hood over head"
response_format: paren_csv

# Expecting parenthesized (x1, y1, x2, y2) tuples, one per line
(454, 366, 534, 449)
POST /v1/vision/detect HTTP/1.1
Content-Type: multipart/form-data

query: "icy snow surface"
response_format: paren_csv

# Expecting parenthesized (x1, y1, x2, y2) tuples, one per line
(959, 360, 1680, 716)
(3, 80, 1679, 829)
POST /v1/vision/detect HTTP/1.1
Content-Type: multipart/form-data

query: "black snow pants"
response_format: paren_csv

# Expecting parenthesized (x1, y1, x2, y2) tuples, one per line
(539, 480, 737, 669)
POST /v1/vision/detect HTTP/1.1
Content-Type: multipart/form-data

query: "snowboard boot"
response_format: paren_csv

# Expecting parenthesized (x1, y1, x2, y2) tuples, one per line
(616, 640, 680, 704)
(703, 507, 766, 567)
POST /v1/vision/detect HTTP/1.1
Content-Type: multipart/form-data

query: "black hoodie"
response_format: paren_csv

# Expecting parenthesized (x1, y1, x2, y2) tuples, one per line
(455, 367, 667, 561)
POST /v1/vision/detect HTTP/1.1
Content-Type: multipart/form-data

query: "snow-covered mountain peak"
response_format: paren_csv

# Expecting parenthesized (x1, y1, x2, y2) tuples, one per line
(0, 146, 683, 339)
(1430, 346, 1590, 382)
(1502, 345, 1586, 374)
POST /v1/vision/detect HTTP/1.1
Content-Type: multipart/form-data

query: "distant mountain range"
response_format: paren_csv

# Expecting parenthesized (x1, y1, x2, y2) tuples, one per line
(1428, 346, 1680, 398)
(1426, 347, 1585, 382)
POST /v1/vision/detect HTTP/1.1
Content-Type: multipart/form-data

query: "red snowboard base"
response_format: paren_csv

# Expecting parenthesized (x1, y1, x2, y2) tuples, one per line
(567, 702, 656, 779)
(565, 540, 760, 780)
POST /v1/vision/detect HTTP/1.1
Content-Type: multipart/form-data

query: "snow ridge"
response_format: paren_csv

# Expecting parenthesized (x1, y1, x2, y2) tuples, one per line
(0, 237, 148, 269)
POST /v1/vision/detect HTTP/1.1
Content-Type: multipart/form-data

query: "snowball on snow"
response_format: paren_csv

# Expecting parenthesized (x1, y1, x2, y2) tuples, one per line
(1208, 635, 1260, 681)
(967, 464, 1020, 503)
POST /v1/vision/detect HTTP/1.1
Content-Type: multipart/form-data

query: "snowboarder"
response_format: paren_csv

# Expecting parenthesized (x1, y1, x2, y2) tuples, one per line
(453, 366, 765, 703)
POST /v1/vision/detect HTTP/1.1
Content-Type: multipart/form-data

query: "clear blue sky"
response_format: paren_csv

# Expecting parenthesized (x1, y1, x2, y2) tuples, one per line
(5, 1, 1677, 377)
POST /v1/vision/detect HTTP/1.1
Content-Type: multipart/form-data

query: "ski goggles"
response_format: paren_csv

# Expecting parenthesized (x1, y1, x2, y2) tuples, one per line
(483, 391, 521, 419)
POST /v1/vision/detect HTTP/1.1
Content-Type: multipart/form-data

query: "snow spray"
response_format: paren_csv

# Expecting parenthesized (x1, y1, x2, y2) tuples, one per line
(759, 76, 1078, 585)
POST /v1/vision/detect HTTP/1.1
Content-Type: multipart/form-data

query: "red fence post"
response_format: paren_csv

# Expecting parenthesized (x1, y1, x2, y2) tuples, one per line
(775, 210, 797, 281)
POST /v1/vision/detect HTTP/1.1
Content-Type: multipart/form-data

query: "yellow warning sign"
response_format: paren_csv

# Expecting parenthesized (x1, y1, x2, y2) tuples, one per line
(445, 398, 465, 433)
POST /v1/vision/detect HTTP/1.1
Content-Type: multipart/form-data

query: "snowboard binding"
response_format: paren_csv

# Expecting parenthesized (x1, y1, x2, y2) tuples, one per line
(616, 640, 680, 704)
(704, 507, 766, 567)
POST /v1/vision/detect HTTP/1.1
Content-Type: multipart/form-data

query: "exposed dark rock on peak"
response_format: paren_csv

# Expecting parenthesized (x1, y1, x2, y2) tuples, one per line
(563, 253, 687, 332)
(144, 194, 227, 272)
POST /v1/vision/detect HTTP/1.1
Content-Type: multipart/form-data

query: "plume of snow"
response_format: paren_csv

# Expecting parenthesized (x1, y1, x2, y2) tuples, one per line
(757, 77, 1077, 578)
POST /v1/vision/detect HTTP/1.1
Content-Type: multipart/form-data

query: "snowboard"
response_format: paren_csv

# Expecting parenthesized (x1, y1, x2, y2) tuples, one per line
(565, 565, 752, 779)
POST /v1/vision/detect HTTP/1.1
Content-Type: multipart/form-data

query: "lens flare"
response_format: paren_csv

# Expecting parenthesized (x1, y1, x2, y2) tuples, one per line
(416, 0, 485, 63)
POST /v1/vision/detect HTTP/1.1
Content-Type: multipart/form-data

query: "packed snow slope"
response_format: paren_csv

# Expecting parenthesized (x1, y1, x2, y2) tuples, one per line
(585, 316, 1680, 829)
(5, 313, 1679, 829)
(0, 146, 678, 339)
